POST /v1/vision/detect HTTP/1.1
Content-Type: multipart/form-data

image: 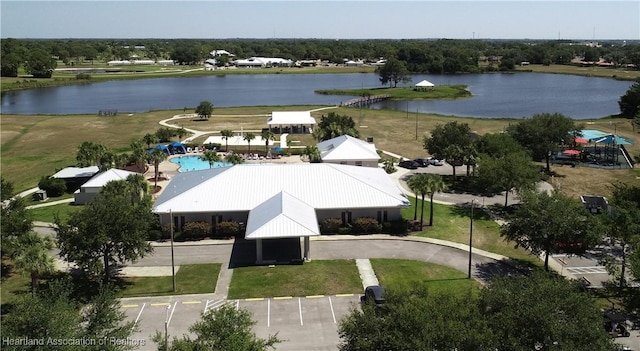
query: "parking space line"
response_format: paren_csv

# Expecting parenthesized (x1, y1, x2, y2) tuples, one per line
(298, 297, 303, 326)
(245, 297, 264, 301)
(328, 296, 336, 324)
(122, 304, 139, 308)
(273, 296, 292, 300)
(167, 302, 177, 326)
(182, 301, 201, 305)
(132, 303, 146, 330)
(335, 294, 355, 297)
(306, 295, 324, 299)
(204, 299, 226, 313)
(150, 303, 171, 307)
(267, 298, 271, 328)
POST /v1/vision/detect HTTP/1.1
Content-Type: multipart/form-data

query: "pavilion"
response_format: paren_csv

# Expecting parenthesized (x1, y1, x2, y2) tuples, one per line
(267, 111, 316, 134)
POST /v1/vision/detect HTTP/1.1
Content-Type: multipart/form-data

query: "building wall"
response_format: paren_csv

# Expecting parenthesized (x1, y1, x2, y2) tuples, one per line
(323, 159, 379, 168)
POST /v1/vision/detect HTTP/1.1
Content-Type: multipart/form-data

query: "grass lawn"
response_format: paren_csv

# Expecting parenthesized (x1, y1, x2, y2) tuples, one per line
(402, 196, 539, 265)
(516, 64, 640, 81)
(370, 258, 481, 295)
(117, 263, 221, 298)
(27, 201, 81, 223)
(228, 260, 362, 299)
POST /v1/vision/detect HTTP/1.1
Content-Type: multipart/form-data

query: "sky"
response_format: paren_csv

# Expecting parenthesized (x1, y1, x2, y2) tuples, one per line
(1, 1, 638, 40)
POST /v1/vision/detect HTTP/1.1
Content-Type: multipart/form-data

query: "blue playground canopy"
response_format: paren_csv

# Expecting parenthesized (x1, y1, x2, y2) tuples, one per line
(169, 141, 187, 154)
(149, 144, 171, 155)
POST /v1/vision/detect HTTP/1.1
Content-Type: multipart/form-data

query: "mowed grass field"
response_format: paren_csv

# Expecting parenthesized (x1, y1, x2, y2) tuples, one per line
(1, 104, 638, 196)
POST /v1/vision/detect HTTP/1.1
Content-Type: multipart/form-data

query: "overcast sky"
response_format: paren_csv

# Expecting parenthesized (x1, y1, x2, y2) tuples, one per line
(1, 1, 638, 40)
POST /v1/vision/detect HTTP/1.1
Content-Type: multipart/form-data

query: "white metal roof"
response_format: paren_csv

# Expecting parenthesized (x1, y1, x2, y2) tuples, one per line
(153, 163, 409, 214)
(267, 111, 316, 125)
(317, 135, 380, 162)
(52, 166, 100, 179)
(245, 191, 320, 240)
(415, 79, 435, 87)
(81, 169, 140, 188)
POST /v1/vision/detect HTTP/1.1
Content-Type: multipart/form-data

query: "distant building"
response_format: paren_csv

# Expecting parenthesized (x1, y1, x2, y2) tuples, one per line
(74, 169, 141, 205)
(233, 57, 293, 68)
(317, 135, 380, 167)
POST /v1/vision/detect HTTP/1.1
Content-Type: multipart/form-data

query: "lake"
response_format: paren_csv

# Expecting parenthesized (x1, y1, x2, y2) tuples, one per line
(0, 73, 633, 119)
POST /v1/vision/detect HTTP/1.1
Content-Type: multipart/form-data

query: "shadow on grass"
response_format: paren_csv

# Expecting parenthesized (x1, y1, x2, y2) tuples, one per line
(449, 203, 494, 221)
(475, 258, 538, 283)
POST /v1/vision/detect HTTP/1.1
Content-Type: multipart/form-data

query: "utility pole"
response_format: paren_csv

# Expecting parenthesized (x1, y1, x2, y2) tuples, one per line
(468, 199, 476, 279)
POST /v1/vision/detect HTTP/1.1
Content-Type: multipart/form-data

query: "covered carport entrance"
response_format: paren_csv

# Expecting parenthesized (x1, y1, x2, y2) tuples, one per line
(244, 191, 320, 264)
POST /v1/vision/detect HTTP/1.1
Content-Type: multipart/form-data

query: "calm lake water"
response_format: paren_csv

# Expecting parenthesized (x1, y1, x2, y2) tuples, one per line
(0, 73, 633, 119)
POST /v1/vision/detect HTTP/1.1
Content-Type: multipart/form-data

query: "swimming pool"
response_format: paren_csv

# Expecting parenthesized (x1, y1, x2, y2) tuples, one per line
(170, 155, 232, 172)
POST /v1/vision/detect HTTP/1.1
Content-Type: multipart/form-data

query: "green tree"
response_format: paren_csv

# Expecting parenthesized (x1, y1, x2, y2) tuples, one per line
(147, 148, 168, 189)
(25, 48, 57, 78)
(195, 100, 214, 120)
(406, 173, 425, 221)
(76, 141, 109, 167)
(1, 52, 21, 77)
(155, 127, 175, 142)
(1, 281, 136, 351)
(501, 191, 600, 271)
(507, 113, 577, 172)
(243, 132, 256, 154)
(424, 174, 447, 227)
(12, 232, 56, 296)
(312, 112, 359, 141)
(143, 132, 159, 149)
(176, 127, 188, 142)
(55, 179, 154, 283)
(1, 176, 15, 201)
(618, 79, 640, 118)
(603, 184, 640, 287)
(376, 57, 411, 88)
(200, 150, 221, 168)
(302, 145, 321, 163)
(129, 139, 148, 173)
(338, 286, 495, 351)
(481, 271, 616, 351)
(154, 304, 281, 351)
(476, 150, 539, 208)
(423, 122, 473, 164)
(1, 196, 33, 250)
(220, 129, 234, 152)
(224, 153, 245, 165)
(261, 129, 276, 153)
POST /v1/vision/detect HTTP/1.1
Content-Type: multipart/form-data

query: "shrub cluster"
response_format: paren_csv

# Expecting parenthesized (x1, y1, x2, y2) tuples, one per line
(182, 221, 212, 240)
(38, 176, 66, 197)
(216, 220, 240, 238)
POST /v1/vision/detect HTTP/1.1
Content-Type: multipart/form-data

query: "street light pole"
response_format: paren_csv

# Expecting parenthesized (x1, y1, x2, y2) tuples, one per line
(468, 199, 475, 279)
(169, 209, 176, 292)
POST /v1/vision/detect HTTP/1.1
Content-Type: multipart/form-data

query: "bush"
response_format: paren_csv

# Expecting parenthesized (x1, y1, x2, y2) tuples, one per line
(75, 73, 91, 80)
(182, 221, 212, 240)
(352, 217, 382, 234)
(38, 176, 66, 197)
(382, 219, 409, 236)
(320, 217, 343, 234)
(217, 220, 240, 237)
(337, 225, 352, 234)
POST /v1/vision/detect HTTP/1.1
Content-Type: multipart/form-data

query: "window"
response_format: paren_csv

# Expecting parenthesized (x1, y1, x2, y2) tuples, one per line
(342, 211, 352, 224)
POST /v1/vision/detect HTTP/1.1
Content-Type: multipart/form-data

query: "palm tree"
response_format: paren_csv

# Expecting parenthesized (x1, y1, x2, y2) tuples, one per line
(13, 232, 56, 296)
(424, 174, 447, 227)
(302, 145, 321, 163)
(406, 174, 425, 221)
(224, 153, 244, 165)
(243, 132, 256, 154)
(129, 139, 148, 173)
(147, 148, 168, 189)
(200, 150, 221, 168)
(221, 130, 233, 152)
(261, 130, 275, 153)
(176, 127, 188, 142)
(125, 173, 149, 202)
(142, 133, 158, 149)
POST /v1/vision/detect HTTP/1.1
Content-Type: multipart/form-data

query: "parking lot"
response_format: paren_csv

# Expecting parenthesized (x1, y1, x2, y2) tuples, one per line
(122, 294, 361, 351)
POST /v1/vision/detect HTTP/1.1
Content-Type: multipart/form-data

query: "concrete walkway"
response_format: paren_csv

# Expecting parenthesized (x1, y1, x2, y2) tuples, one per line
(356, 259, 379, 288)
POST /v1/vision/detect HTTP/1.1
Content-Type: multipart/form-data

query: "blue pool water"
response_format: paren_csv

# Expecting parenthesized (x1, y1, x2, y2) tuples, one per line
(170, 155, 231, 172)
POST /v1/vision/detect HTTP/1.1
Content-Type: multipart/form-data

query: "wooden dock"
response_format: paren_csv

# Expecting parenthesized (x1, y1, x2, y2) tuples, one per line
(339, 94, 390, 107)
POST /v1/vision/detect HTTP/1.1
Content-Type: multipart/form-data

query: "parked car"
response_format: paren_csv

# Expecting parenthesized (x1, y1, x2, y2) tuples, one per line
(413, 158, 430, 167)
(398, 160, 420, 169)
(361, 285, 385, 307)
(427, 157, 444, 166)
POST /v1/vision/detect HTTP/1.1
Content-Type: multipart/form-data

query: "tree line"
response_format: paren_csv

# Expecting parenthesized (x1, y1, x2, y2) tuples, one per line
(2, 37, 639, 76)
